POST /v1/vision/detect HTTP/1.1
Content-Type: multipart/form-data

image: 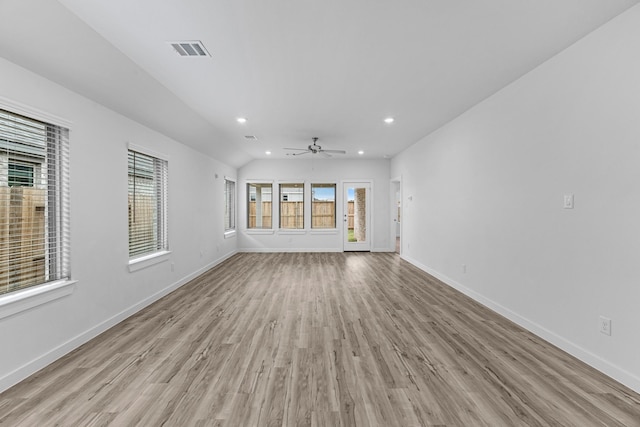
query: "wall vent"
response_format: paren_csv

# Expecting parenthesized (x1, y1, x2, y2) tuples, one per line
(244, 135, 258, 141)
(168, 41, 210, 57)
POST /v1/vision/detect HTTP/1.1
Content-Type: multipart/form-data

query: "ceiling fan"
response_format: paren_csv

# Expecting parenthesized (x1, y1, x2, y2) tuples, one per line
(284, 137, 346, 157)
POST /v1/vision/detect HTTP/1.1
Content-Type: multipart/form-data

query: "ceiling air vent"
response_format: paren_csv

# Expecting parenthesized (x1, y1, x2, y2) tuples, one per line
(169, 40, 210, 57)
(244, 135, 258, 141)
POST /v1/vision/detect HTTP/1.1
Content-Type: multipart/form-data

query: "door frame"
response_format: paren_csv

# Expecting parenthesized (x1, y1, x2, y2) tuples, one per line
(342, 180, 373, 251)
(390, 176, 402, 254)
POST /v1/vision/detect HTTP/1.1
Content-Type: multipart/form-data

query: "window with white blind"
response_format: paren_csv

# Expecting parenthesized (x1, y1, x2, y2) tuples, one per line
(0, 108, 70, 296)
(224, 178, 236, 234)
(128, 149, 168, 258)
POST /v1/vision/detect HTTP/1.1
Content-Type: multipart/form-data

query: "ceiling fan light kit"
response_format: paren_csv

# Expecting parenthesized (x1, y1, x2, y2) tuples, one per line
(284, 137, 346, 157)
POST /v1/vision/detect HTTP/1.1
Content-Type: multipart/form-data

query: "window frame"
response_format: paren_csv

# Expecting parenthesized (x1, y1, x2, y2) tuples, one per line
(311, 183, 337, 229)
(224, 177, 236, 238)
(247, 182, 273, 230)
(0, 103, 72, 302)
(127, 143, 169, 271)
(279, 182, 304, 230)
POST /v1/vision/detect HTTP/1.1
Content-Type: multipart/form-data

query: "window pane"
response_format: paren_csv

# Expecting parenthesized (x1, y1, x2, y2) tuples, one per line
(8, 163, 34, 187)
(224, 178, 235, 231)
(247, 183, 272, 229)
(0, 109, 70, 296)
(311, 183, 336, 228)
(280, 183, 304, 229)
(128, 150, 168, 257)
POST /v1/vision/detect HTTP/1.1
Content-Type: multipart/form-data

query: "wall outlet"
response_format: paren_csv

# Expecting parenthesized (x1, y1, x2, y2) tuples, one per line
(462, 264, 467, 274)
(599, 316, 611, 336)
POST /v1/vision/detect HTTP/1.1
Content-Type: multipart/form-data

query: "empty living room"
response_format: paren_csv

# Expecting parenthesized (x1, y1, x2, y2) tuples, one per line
(1, 0, 640, 426)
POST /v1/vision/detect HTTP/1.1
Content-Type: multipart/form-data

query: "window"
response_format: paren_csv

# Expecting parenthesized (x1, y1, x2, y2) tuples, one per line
(280, 183, 304, 229)
(247, 183, 272, 229)
(128, 149, 168, 258)
(224, 178, 236, 233)
(0, 108, 70, 296)
(8, 162, 35, 187)
(311, 183, 336, 228)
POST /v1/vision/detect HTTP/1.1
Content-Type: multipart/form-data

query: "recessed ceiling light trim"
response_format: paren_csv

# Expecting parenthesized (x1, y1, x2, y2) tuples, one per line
(384, 117, 395, 124)
(168, 40, 211, 57)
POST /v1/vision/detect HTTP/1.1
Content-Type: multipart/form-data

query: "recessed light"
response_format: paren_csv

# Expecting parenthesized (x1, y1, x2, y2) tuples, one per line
(236, 117, 247, 124)
(265, 151, 271, 155)
(384, 117, 394, 124)
(358, 150, 364, 155)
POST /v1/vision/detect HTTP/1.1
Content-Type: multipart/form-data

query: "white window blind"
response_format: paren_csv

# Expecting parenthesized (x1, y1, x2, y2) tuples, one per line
(224, 178, 235, 232)
(0, 108, 70, 296)
(128, 149, 168, 258)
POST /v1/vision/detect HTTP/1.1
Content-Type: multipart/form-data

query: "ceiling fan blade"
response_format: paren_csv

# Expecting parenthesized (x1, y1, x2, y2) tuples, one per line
(287, 151, 311, 156)
(321, 149, 346, 154)
(283, 147, 308, 151)
(320, 152, 332, 158)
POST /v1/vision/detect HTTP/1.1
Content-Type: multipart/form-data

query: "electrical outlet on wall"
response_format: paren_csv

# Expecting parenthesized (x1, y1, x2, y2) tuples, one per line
(599, 316, 612, 336)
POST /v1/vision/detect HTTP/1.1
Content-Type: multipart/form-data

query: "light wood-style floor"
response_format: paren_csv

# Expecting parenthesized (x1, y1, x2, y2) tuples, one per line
(2, 252, 639, 426)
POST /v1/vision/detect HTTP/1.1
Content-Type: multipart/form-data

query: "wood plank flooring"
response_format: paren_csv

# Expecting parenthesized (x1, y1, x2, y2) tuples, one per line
(1, 252, 639, 426)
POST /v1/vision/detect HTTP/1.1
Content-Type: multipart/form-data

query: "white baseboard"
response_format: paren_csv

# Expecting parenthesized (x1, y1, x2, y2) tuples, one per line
(239, 247, 342, 253)
(239, 247, 393, 253)
(400, 254, 640, 394)
(0, 250, 237, 393)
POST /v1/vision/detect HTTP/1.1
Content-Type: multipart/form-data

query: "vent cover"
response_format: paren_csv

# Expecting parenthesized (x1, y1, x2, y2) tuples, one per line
(244, 135, 258, 141)
(169, 41, 210, 57)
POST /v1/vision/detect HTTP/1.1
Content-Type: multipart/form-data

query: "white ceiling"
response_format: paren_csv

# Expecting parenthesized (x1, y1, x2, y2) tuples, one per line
(1, 0, 638, 168)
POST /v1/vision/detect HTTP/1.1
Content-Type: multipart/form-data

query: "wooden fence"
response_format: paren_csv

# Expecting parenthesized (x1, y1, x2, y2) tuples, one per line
(128, 193, 158, 256)
(248, 201, 273, 228)
(248, 201, 346, 228)
(279, 201, 304, 228)
(0, 186, 46, 294)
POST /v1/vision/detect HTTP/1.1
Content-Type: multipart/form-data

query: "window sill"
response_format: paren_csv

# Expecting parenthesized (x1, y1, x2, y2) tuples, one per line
(245, 229, 275, 235)
(278, 230, 307, 235)
(128, 250, 171, 272)
(0, 279, 77, 321)
(310, 229, 339, 235)
(224, 230, 237, 239)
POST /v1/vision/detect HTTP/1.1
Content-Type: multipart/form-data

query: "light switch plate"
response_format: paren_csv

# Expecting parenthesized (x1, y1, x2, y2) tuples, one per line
(563, 194, 574, 209)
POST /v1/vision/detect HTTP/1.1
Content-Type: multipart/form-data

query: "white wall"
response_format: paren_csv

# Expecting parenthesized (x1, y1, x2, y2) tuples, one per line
(0, 57, 237, 392)
(238, 158, 391, 252)
(392, 5, 640, 392)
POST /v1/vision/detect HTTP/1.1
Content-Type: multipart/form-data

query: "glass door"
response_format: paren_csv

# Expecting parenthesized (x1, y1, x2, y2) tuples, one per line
(343, 182, 371, 251)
